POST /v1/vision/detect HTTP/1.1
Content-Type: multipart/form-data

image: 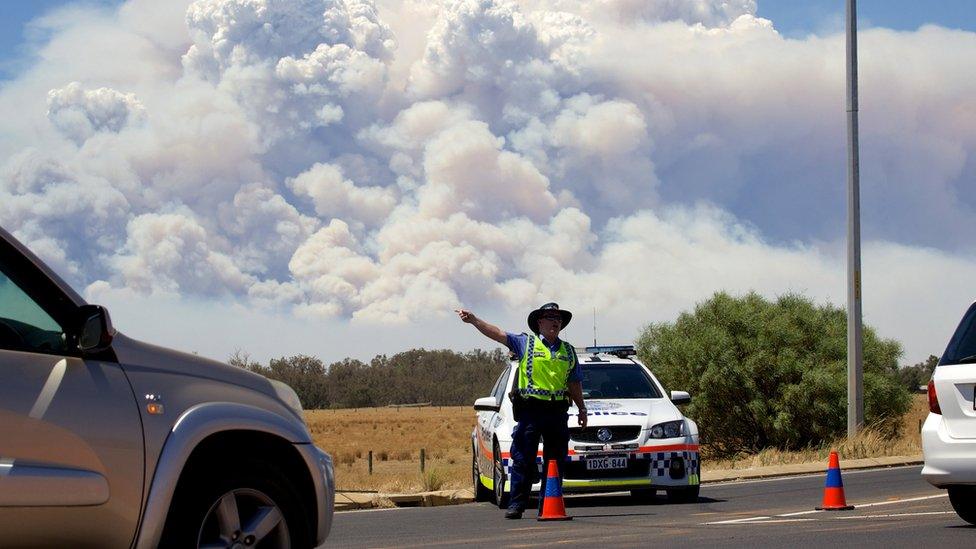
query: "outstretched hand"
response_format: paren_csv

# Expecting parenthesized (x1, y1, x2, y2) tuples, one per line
(456, 309, 507, 345)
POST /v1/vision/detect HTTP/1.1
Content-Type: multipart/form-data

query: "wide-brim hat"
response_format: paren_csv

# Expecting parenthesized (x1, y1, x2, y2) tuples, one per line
(527, 302, 572, 334)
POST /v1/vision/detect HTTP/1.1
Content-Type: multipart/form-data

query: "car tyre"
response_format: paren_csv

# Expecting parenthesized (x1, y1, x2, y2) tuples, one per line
(948, 486, 976, 525)
(472, 442, 493, 502)
(631, 488, 656, 502)
(493, 442, 509, 509)
(160, 457, 311, 549)
(666, 485, 700, 504)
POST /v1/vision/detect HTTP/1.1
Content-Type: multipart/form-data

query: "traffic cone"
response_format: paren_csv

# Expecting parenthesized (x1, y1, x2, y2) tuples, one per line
(815, 450, 854, 510)
(537, 459, 572, 521)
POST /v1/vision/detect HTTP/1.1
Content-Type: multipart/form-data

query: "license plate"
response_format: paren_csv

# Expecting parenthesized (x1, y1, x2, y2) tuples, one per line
(586, 456, 628, 470)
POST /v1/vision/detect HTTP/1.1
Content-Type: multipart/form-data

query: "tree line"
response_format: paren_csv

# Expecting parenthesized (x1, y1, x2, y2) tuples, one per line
(232, 291, 936, 457)
(229, 347, 509, 409)
(636, 291, 920, 457)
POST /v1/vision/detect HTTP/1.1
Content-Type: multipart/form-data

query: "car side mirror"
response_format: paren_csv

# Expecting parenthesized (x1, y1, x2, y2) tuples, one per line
(78, 304, 114, 353)
(670, 390, 691, 405)
(474, 396, 500, 412)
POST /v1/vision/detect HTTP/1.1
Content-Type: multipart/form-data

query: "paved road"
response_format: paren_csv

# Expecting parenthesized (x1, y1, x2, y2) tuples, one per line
(328, 466, 974, 547)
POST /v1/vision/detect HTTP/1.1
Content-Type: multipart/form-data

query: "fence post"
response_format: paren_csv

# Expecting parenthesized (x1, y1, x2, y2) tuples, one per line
(368, 450, 373, 475)
(420, 448, 426, 473)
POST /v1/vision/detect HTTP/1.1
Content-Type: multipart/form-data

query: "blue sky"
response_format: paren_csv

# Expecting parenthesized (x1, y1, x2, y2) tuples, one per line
(0, 0, 117, 78)
(2, 0, 975, 79)
(758, 0, 976, 36)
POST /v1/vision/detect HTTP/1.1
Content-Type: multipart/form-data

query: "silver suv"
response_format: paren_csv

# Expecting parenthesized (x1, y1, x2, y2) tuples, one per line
(0, 226, 334, 548)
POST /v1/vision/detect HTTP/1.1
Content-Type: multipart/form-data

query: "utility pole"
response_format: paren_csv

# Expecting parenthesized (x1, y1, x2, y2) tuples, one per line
(846, 0, 864, 437)
(592, 307, 597, 347)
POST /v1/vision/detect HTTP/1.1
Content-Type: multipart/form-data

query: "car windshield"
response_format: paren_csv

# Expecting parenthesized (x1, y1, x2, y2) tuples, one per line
(942, 303, 976, 365)
(580, 363, 661, 399)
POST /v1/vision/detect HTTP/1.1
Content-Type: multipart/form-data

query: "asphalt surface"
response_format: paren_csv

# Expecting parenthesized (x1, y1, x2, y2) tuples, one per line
(327, 466, 974, 547)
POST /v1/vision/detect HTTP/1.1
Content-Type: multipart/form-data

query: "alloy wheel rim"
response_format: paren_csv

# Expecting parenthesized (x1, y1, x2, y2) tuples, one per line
(197, 488, 290, 549)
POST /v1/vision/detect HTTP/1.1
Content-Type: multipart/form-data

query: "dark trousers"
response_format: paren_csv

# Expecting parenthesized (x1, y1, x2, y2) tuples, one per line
(508, 406, 569, 512)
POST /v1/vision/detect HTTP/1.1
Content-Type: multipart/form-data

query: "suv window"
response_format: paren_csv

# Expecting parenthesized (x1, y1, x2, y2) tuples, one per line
(942, 303, 976, 366)
(0, 270, 68, 354)
(581, 363, 661, 399)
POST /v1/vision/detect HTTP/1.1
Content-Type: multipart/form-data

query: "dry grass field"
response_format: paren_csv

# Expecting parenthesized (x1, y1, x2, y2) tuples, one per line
(706, 394, 929, 470)
(305, 406, 474, 493)
(306, 395, 930, 493)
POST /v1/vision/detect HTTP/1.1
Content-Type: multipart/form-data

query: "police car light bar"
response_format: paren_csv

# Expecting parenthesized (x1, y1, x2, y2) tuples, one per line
(584, 345, 636, 358)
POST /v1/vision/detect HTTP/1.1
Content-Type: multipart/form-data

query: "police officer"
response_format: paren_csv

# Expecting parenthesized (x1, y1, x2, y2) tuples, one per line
(456, 303, 587, 519)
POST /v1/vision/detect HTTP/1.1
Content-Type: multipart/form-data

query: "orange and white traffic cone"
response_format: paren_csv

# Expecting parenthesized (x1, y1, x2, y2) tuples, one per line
(815, 450, 854, 511)
(537, 459, 572, 521)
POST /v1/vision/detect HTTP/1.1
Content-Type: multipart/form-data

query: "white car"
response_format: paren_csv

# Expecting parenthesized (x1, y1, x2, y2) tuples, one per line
(471, 345, 700, 507)
(922, 301, 976, 524)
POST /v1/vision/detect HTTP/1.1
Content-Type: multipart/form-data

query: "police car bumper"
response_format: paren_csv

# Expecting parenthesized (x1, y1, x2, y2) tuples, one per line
(525, 445, 701, 492)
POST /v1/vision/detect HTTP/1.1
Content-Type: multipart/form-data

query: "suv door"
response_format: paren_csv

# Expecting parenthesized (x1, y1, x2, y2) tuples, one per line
(0, 244, 144, 547)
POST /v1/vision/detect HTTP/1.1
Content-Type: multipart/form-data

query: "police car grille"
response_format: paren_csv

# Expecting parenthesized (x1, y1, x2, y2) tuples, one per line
(569, 426, 641, 443)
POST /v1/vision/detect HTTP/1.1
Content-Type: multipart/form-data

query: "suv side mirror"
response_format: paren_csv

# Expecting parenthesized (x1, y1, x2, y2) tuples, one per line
(474, 396, 500, 412)
(78, 305, 114, 353)
(670, 390, 691, 405)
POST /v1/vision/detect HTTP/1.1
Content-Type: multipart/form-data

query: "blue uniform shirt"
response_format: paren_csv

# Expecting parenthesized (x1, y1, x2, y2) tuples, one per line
(505, 332, 582, 383)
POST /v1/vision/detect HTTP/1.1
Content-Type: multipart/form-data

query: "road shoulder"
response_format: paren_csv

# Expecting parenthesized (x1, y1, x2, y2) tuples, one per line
(334, 454, 923, 511)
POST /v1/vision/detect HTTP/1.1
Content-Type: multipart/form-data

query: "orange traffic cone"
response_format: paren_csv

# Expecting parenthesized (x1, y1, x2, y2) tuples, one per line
(537, 459, 572, 521)
(815, 450, 854, 510)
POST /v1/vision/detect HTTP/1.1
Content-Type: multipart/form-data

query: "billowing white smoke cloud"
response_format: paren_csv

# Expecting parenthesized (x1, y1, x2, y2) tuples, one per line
(600, 0, 756, 26)
(47, 82, 146, 144)
(288, 162, 397, 225)
(113, 211, 253, 294)
(1, 0, 974, 364)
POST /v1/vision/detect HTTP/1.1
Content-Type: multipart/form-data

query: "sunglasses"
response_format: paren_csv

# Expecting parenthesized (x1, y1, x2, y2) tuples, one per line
(540, 315, 563, 322)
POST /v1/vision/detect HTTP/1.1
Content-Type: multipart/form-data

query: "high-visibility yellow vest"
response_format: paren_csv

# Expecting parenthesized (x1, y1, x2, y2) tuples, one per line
(516, 334, 575, 401)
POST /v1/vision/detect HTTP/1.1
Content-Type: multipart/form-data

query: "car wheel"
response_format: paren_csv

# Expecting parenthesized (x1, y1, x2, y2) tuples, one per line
(631, 488, 656, 502)
(493, 442, 509, 509)
(161, 458, 311, 549)
(948, 486, 976, 525)
(472, 442, 493, 502)
(666, 485, 700, 504)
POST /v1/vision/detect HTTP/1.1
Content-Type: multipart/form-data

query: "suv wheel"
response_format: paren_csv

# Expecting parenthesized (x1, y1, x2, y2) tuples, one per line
(631, 488, 656, 502)
(472, 443, 493, 502)
(162, 458, 311, 549)
(948, 486, 976, 525)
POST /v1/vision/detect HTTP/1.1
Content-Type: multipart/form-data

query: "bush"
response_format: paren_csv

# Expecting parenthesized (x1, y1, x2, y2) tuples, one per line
(898, 355, 939, 392)
(635, 292, 910, 458)
(421, 468, 446, 491)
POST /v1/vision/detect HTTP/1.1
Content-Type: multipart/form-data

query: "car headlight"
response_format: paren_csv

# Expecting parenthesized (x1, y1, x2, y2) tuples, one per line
(648, 420, 684, 439)
(270, 379, 305, 422)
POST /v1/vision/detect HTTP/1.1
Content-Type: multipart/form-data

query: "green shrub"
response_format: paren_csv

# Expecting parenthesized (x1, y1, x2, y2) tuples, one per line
(636, 292, 910, 458)
(421, 468, 446, 491)
(898, 355, 939, 392)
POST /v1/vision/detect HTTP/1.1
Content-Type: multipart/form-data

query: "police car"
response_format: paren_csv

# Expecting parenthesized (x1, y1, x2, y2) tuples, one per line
(471, 345, 700, 506)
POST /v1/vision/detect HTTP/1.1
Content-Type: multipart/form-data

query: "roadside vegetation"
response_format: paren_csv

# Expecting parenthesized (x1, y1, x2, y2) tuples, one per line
(234, 290, 937, 492)
(304, 406, 472, 493)
(230, 348, 508, 409)
(306, 395, 928, 493)
(636, 292, 911, 458)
